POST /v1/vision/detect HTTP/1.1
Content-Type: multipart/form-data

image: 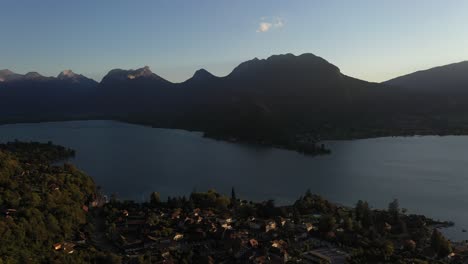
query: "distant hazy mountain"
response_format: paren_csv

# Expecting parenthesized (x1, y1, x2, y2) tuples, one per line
(0, 69, 97, 86)
(0, 69, 98, 121)
(182, 69, 218, 84)
(384, 61, 468, 93)
(57, 69, 97, 86)
(0, 69, 24, 82)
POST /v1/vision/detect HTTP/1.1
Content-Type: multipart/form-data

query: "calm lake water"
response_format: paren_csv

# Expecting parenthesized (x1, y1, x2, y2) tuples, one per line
(0, 120, 467, 240)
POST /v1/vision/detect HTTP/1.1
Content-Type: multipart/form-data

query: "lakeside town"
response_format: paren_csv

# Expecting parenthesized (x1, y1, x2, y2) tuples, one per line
(84, 189, 466, 264)
(1, 141, 468, 264)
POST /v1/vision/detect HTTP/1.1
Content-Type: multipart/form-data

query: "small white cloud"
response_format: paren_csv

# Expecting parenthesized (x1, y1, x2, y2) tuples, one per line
(256, 17, 284, 33)
(257, 22, 272, 32)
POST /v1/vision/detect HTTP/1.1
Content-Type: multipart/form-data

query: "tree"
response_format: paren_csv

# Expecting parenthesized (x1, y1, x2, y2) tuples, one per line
(231, 187, 239, 209)
(355, 200, 366, 220)
(103, 252, 122, 264)
(110, 193, 118, 204)
(431, 229, 441, 251)
(355, 200, 373, 228)
(404, 240, 417, 252)
(231, 187, 236, 200)
(343, 216, 353, 231)
(388, 199, 400, 222)
(438, 239, 452, 258)
(431, 229, 452, 257)
(382, 240, 394, 258)
(147, 212, 160, 226)
(150, 192, 161, 206)
(319, 215, 336, 233)
(215, 196, 230, 211)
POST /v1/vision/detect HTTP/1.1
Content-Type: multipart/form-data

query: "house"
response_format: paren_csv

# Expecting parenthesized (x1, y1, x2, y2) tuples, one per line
(49, 183, 60, 191)
(249, 239, 259, 248)
(192, 208, 201, 216)
(63, 242, 76, 254)
(53, 243, 62, 251)
(162, 251, 171, 259)
(221, 223, 232, 230)
(384, 222, 392, 231)
(171, 209, 182, 219)
(4, 209, 17, 216)
(305, 222, 314, 232)
(279, 217, 287, 227)
(266, 221, 277, 232)
(197, 216, 203, 224)
(271, 240, 287, 251)
(173, 233, 184, 241)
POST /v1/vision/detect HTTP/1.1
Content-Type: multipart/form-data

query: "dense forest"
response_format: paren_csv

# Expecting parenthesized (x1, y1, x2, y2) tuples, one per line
(0, 142, 119, 263)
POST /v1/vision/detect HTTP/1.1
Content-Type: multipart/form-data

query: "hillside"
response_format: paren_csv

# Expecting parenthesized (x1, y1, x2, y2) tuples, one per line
(0, 142, 119, 263)
(384, 61, 468, 93)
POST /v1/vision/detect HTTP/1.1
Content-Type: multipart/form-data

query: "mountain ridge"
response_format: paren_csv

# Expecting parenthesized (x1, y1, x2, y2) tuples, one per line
(3, 53, 468, 147)
(384, 60, 468, 93)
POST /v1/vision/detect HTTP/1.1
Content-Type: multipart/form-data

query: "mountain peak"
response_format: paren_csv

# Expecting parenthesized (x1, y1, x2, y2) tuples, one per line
(0, 69, 22, 82)
(384, 60, 468, 92)
(56, 70, 97, 85)
(24, 72, 45, 80)
(182, 69, 217, 84)
(229, 53, 340, 77)
(128, 66, 153, 79)
(58, 69, 78, 79)
(0, 69, 15, 76)
(102, 66, 169, 85)
(192, 68, 215, 79)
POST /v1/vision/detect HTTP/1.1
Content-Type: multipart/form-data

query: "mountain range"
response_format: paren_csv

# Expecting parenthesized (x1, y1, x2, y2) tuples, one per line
(1, 53, 468, 144)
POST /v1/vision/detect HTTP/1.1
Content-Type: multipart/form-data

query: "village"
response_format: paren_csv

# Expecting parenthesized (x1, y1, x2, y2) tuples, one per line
(65, 189, 468, 264)
(102, 201, 346, 263)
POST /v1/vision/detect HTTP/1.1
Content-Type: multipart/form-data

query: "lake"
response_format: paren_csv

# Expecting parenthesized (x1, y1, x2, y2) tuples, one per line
(0, 120, 467, 240)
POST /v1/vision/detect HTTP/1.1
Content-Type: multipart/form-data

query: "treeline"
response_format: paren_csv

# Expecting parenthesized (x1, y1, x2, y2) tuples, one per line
(0, 141, 75, 163)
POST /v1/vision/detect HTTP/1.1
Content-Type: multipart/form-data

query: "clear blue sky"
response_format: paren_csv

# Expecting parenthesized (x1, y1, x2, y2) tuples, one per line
(1, 0, 467, 82)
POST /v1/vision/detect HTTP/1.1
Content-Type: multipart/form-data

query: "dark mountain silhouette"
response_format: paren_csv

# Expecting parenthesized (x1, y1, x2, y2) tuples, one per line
(101, 66, 169, 84)
(183, 69, 218, 84)
(95, 66, 174, 117)
(384, 61, 468, 93)
(3, 53, 468, 147)
(383, 61, 468, 118)
(57, 70, 97, 86)
(0, 69, 25, 82)
(23, 72, 50, 81)
(0, 69, 98, 122)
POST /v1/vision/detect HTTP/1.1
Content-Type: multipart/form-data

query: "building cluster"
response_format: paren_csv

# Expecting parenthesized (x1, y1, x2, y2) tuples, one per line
(105, 204, 349, 263)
